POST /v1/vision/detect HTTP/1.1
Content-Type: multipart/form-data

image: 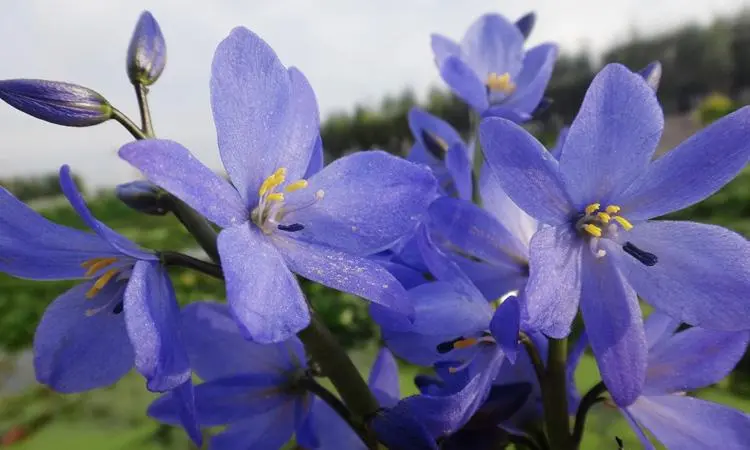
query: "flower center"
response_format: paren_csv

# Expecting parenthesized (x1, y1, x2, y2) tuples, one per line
(486, 72, 516, 95)
(575, 203, 657, 266)
(436, 333, 496, 374)
(80, 256, 131, 315)
(251, 167, 324, 235)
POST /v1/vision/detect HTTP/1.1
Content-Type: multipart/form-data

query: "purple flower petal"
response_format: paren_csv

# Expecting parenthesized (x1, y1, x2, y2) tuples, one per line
(304, 135, 324, 179)
(558, 63, 663, 209)
(33, 283, 133, 393)
(218, 225, 310, 343)
(619, 407, 657, 450)
(478, 164, 538, 246)
(210, 403, 297, 449)
(514, 12, 536, 40)
(439, 56, 489, 112)
(503, 43, 558, 118)
(372, 401, 438, 450)
(613, 221, 750, 331)
(171, 381, 202, 447)
(123, 261, 190, 392)
(627, 395, 750, 450)
(618, 107, 750, 220)
(580, 250, 646, 407)
(645, 327, 749, 394)
(274, 236, 413, 317)
(119, 140, 247, 228)
(431, 34, 461, 68)
(285, 150, 437, 255)
(459, 14, 525, 78)
(445, 143, 473, 201)
(408, 108, 466, 157)
(369, 348, 400, 408)
(489, 296, 521, 363)
(480, 117, 573, 225)
(311, 398, 366, 450)
(524, 226, 583, 337)
(643, 311, 680, 349)
(550, 127, 569, 160)
(294, 396, 318, 449)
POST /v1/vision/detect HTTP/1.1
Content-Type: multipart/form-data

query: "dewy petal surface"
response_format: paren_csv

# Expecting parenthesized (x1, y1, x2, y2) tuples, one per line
(480, 117, 573, 224)
(613, 221, 750, 331)
(459, 14, 524, 77)
(218, 225, 310, 343)
(558, 63, 663, 209)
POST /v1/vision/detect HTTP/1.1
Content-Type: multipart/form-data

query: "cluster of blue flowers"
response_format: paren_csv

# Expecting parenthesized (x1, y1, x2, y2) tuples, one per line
(0, 8, 749, 450)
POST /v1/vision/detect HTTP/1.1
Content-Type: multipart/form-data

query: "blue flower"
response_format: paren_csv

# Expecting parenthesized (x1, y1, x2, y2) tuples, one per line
(480, 62, 750, 406)
(431, 13, 558, 121)
(120, 27, 436, 343)
(618, 313, 750, 449)
(0, 166, 199, 443)
(127, 11, 167, 86)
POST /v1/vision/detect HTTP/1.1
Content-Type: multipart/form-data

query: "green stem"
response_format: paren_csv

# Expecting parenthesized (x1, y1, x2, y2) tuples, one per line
(572, 381, 607, 447)
(112, 108, 147, 140)
(159, 251, 223, 280)
(134, 83, 155, 137)
(470, 111, 484, 205)
(519, 332, 545, 385)
(165, 196, 221, 263)
(541, 337, 573, 449)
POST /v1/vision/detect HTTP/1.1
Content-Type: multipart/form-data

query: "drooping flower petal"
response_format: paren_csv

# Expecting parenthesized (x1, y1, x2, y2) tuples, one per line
(459, 14, 525, 78)
(618, 107, 750, 220)
(431, 34, 461, 68)
(369, 348, 400, 408)
(502, 43, 558, 117)
(119, 140, 247, 228)
(558, 63, 663, 209)
(612, 221, 750, 331)
(579, 250, 646, 407)
(33, 283, 134, 393)
(123, 260, 190, 392)
(439, 56, 490, 112)
(478, 164, 538, 246)
(210, 403, 298, 450)
(285, 150, 437, 255)
(218, 225, 309, 343)
(480, 117, 573, 225)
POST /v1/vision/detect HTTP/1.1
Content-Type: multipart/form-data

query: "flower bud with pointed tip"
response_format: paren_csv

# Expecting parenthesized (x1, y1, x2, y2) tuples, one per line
(515, 12, 536, 40)
(127, 11, 166, 86)
(0, 79, 112, 127)
(638, 61, 662, 92)
(115, 180, 169, 215)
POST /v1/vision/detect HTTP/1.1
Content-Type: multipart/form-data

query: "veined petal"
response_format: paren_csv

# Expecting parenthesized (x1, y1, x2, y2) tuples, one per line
(172, 381, 202, 447)
(218, 225, 309, 343)
(489, 296, 521, 363)
(645, 328, 749, 394)
(124, 261, 190, 392)
(445, 143, 473, 201)
(618, 107, 750, 220)
(431, 34, 461, 68)
(440, 56, 489, 112)
(580, 249, 646, 407)
(294, 396, 318, 449)
(479, 164, 538, 247)
(524, 226, 583, 338)
(460, 14, 524, 78)
(558, 63, 663, 209)
(285, 150, 437, 255)
(119, 140, 247, 228)
(34, 283, 133, 393)
(643, 311, 680, 349)
(613, 221, 750, 331)
(304, 135, 324, 179)
(211, 402, 297, 449)
(274, 236, 413, 317)
(408, 108, 465, 156)
(480, 117, 573, 225)
(311, 398, 366, 450)
(503, 43, 558, 118)
(627, 395, 750, 450)
(372, 401, 438, 450)
(369, 348, 400, 408)
(180, 302, 304, 381)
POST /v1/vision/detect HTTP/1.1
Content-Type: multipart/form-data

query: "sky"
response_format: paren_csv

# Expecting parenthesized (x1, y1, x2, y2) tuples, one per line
(0, 0, 747, 187)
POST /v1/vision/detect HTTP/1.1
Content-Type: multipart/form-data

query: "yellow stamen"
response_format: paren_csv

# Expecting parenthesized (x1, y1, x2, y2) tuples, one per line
(583, 224, 603, 238)
(266, 193, 285, 202)
(596, 212, 611, 224)
(486, 72, 516, 93)
(605, 205, 621, 214)
(85, 268, 120, 299)
(81, 257, 118, 277)
(284, 180, 309, 192)
(448, 366, 460, 374)
(452, 338, 478, 350)
(613, 216, 633, 231)
(584, 203, 601, 215)
(258, 168, 288, 196)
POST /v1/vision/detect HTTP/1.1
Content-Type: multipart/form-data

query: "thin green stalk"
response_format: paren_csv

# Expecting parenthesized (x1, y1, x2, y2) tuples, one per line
(112, 108, 148, 140)
(541, 337, 573, 449)
(160, 251, 223, 280)
(134, 83, 155, 137)
(572, 381, 607, 447)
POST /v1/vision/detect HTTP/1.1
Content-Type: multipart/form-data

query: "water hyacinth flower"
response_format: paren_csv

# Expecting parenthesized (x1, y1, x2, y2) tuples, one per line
(480, 62, 750, 406)
(120, 27, 437, 343)
(619, 313, 750, 449)
(431, 13, 558, 121)
(127, 11, 167, 86)
(0, 79, 112, 127)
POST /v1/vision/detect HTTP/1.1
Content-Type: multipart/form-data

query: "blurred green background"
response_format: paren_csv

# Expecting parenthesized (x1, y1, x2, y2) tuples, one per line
(3, 11, 750, 450)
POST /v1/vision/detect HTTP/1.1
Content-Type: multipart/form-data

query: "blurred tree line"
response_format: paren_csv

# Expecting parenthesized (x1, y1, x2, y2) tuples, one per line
(0, 173, 84, 202)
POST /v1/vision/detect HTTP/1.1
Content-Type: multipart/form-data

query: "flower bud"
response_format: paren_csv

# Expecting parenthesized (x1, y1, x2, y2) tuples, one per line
(127, 11, 166, 86)
(638, 61, 662, 92)
(0, 79, 112, 127)
(115, 180, 169, 215)
(515, 12, 536, 40)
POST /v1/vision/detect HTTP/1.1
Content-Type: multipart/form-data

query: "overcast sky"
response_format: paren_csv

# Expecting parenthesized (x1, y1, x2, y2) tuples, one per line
(0, 0, 747, 187)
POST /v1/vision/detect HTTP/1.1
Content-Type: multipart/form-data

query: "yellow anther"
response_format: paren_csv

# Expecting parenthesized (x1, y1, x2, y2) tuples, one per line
(486, 72, 516, 93)
(81, 257, 118, 277)
(259, 168, 288, 196)
(605, 205, 621, 214)
(284, 180, 309, 192)
(596, 212, 611, 224)
(453, 338, 478, 350)
(448, 366, 460, 374)
(583, 224, 603, 238)
(613, 216, 633, 231)
(584, 203, 601, 215)
(266, 193, 285, 202)
(86, 268, 120, 299)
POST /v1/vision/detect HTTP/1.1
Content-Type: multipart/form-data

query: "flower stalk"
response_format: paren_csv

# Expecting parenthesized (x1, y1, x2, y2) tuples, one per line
(541, 337, 573, 450)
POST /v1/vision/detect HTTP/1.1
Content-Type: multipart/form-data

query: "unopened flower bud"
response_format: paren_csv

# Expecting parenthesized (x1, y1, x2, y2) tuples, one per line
(0, 79, 112, 127)
(115, 180, 169, 215)
(127, 11, 166, 86)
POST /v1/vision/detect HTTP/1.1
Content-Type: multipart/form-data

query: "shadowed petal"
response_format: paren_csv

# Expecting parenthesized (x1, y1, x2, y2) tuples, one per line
(643, 311, 680, 349)
(524, 226, 583, 338)
(440, 56, 489, 112)
(558, 64, 663, 209)
(445, 143, 473, 200)
(304, 135, 324, 179)
(580, 249, 646, 407)
(311, 398, 366, 450)
(460, 14, 524, 77)
(408, 108, 465, 155)
(627, 395, 750, 450)
(119, 140, 247, 228)
(514, 12, 536, 39)
(431, 34, 461, 68)
(218, 225, 309, 343)
(613, 221, 750, 331)
(618, 107, 750, 220)
(172, 381, 202, 446)
(373, 401, 439, 450)
(480, 117, 573, 224)
(369, 348, 400, 408)
(489, 296, 521, 363)
(479, 164, 537, 246)
(503, 44, 558, 117)
(294, 396, 318, 449)
(211, 403, 297, 450)
(619, 407, 657, 450)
